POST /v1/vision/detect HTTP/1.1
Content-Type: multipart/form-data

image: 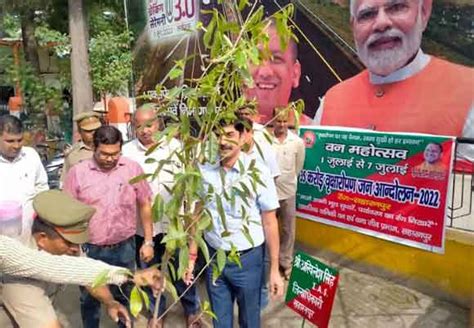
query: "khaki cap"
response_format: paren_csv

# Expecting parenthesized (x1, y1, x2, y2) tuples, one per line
(33, 190, 95, 244)
(74, 111, 102, 131)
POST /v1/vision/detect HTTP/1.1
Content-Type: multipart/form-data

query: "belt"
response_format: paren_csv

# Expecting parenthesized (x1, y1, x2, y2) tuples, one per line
(210, 243, 262, 257)
(229, 247, 254, 257)
(97, 236, 134, 249)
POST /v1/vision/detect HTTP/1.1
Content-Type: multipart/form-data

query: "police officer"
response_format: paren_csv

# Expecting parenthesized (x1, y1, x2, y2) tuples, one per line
(62, 111, 102, 182)
(1, 190, 132, 328)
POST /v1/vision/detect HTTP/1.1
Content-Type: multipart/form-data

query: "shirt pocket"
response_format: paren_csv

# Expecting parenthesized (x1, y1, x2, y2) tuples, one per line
(279, 149, 296, 172)
(16, 170, 36, 199)
(118, 180, 137, 209)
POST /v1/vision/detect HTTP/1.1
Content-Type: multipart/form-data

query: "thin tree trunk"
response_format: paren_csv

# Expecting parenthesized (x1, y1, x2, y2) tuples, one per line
(20, 10, 40, 74)
(68, 0, 93, 137)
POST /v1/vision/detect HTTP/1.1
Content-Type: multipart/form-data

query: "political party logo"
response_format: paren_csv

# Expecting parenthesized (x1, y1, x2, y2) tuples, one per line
(303, 130, 316, 148)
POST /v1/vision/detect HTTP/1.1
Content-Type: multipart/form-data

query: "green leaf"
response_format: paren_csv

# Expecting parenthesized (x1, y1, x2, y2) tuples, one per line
(202, 299, 218, 320)
(168, 261, 177, 282)
(165, 276, 179, 301)
(238, 159, 245, 173)
(261, 129, 274, 145)
(215, 196, 228, 231)
(197, 234, 210, 263)
(130, 286, 143, 317)
(238, 0, 249, 11)
(211, 263, 220, 284)
(234, 51, 247, 69)
(227, 244, 242, 268)
(216, 248, 226, 272)
(139, 287, 150, 310)
(152, 194, 165, 223)
(177, 246, 189, 281)
(221, 230, 231, 238)
(241, 205, 248, 220)
(92, 269, 111, 288)
(202, 300, 211, 312)
(242, 225, 255, 247)
(161, 226, 187, 244)
(145, 142, 160, 156)
(248, 159, 256, 172)
(254, 140, 265, 162)
(203, 18, 216, 48)
(239, 182, 251, 197)
(129, 173, 152, 185)
(144, 157, 157, 164)
(168, 67, 183, 80)
(197, 212, 212, 231)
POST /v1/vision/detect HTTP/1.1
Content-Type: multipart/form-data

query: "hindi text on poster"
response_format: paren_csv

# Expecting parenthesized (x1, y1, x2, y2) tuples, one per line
(286, 252, 339, 327)
(147, 0, 198, 42)
(297, 127, 454, 253)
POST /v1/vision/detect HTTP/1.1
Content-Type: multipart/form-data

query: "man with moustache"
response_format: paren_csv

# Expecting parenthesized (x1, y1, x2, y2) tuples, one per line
(315, 0, 473, 160)
(64, 126, 154, 328)
(192, 119, 283, 327)
(244, 20, 312, 126)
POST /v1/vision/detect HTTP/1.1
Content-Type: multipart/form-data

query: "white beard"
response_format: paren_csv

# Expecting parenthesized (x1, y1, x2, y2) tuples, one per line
(356, 13, 424, 76)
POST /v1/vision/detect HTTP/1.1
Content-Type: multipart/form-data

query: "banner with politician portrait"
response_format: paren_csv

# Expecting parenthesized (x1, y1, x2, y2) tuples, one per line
(297, 127, 455, 253)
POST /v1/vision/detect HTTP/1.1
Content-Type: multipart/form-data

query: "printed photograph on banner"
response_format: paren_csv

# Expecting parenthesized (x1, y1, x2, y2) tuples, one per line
(127, 1, 472, 128)
(296, 127, 455, 253)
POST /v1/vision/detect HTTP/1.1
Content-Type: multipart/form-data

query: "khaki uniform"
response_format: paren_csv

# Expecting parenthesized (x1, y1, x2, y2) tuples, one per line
(61, 141, 94, 182)
(2, 190, 94, 327)
(60, 111, 101, 183)
(2, 238, 61, 328)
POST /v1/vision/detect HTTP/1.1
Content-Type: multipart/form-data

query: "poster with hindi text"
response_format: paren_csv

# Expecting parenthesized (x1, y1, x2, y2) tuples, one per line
(297, 127, 455, 253)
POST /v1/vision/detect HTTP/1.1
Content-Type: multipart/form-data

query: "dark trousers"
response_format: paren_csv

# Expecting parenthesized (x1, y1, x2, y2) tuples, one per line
(80, 236, 136, 328)
(206, 244, 264, 328)
(135, 234, 200, 317)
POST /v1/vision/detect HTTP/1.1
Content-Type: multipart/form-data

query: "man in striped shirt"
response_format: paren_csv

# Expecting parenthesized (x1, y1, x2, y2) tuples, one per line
(0, 234, 162, 289)
(1, 190, 134, 328)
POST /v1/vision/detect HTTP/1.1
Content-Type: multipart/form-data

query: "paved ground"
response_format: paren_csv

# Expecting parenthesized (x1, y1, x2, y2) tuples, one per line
(0, 242, 470, 328)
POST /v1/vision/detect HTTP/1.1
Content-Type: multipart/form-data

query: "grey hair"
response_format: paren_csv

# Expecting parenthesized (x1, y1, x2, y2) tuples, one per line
(132, 103, 157, 123)
(350, 0, 357, 17)
(350, 0, 423, 18)
(0, 115, 23, 135)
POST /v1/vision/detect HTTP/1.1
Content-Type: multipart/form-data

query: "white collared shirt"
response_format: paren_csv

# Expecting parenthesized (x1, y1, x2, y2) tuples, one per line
(200, 152, 279, 251)
(0, 147, 49, 237)
(272, 130, 306, 200)
(248, 124, 281, 178)
(122, 138, 182, 236)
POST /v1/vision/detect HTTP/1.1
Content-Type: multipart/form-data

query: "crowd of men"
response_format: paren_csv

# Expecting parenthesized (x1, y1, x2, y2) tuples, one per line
(0, 103, 304, 328)
(0, 0, 472, 327)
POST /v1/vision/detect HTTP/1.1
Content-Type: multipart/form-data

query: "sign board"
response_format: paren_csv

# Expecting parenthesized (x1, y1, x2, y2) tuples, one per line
(297, 127, 455, 253)
(285, 251, 339, 327)
(146, 0, 199, 43)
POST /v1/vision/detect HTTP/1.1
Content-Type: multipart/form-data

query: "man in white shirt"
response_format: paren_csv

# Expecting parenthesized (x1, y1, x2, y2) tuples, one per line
(0, 115, 48, 238)
(122, 105, 201, 328)
(239, 116, 281, 180)
(271, 108, 306, 279)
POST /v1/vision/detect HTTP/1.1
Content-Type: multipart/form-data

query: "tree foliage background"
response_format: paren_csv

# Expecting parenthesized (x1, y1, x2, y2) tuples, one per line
(0, 0, 132, 120)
